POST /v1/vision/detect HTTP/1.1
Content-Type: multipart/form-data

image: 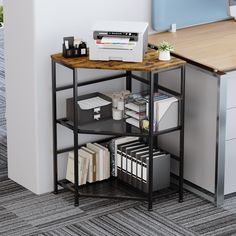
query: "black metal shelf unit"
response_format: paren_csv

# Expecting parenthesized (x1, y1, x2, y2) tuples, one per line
(51, 57, 186, 211)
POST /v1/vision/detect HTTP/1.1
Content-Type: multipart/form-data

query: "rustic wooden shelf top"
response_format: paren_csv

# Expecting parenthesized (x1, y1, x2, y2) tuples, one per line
(51, 49, 185, 72)
(149, 20, 236, 73)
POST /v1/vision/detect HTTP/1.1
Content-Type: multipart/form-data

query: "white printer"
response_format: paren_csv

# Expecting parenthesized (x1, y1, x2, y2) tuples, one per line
(89, 21, 148, 62)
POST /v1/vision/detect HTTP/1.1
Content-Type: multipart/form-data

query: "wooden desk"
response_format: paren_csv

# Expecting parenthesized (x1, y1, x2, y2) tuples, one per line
(149, 20, 236, 73)
(148, 20, 236, 206)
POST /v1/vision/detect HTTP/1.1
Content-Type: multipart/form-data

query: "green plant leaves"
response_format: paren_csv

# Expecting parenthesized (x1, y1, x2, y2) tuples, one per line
(158, 41, 174, 52)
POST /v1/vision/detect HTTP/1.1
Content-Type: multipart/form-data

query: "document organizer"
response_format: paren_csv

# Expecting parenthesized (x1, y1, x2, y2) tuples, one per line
(117, 141, 170, 193)
(155, 98, 178, 131)
(125, 92, 179, 132)
(66, 92, 112, 125)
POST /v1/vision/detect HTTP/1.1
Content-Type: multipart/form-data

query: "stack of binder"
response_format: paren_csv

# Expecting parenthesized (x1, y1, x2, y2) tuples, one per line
(117, 140, 170, 193)
(109, 136, 140, 177)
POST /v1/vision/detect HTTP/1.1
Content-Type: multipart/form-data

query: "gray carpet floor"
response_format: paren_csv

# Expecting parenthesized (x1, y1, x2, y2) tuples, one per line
(1, 28, 236, 236)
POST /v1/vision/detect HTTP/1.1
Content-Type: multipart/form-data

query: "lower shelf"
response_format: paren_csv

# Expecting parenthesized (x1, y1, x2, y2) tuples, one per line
(57, 178, 178, 201)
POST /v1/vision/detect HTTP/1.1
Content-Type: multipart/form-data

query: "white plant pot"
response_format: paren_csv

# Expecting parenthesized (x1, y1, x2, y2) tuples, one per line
(159, 51, 171, 61)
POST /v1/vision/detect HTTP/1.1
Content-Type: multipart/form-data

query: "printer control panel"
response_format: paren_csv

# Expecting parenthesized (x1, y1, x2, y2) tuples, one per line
(94, 31, 138, 42)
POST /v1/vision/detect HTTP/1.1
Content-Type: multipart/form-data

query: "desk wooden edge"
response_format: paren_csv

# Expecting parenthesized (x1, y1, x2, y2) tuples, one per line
(148, 43, 225, 76)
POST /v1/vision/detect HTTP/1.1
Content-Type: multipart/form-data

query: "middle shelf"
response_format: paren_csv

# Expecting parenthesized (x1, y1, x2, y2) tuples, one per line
(57, 117, 182, 137)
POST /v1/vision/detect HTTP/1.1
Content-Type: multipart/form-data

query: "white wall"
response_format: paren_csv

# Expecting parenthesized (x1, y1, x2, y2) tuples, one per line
(5, 0, 152, 194)
(4, 0, 38, 192)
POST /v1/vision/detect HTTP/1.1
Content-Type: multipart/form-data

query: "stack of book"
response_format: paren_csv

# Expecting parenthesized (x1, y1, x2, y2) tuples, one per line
(66, 143, 110, 185)
(117, 140, 170, 193)
(124, 92, 178, 131)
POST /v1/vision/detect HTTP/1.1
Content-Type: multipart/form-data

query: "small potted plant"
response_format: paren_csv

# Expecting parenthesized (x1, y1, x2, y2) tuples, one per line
(158, 41, 174, 61)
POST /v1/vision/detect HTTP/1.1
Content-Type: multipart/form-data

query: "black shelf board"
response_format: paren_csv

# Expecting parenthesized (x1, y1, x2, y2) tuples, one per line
(57, 178, 146, 201)
(57, 118, 182, 137)
(57, 178, 179, 201)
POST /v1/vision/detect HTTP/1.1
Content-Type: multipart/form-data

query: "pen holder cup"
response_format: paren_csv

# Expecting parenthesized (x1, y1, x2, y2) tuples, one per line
(62, 44, 88, 58)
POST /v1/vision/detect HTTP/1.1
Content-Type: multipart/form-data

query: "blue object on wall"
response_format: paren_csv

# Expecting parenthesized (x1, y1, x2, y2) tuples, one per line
(152, 0, 229, 32)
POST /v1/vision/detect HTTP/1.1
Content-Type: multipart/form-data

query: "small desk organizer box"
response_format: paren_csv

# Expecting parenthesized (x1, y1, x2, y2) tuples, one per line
(66, 92, 112, 125)
(62, 37, 88, 58)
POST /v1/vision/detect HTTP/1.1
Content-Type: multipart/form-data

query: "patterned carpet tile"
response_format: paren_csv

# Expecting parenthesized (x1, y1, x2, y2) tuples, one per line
(34, 197, 139, 232)
(96, 207, 196, 236)
(37, 193, 236, 236)
(0, 125, 7, 167)
(35, 196, 199, 236)
(0, 179, 26, 200)
(0, 207, 39, 236)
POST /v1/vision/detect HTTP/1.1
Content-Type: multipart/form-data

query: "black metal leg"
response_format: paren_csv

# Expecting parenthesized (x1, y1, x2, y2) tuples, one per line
(73, 69, 79, 206)
(153, 73, 159, 148)
(52, 60, 58, 194)
(179, 65, 186, 202)
(126, 71, 132, 92)
(154, 73, 159, 92)
(148, 72, 154, 211)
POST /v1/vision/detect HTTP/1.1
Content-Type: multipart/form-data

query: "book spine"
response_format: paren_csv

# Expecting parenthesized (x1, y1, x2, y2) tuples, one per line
(93, 155, 96, 182)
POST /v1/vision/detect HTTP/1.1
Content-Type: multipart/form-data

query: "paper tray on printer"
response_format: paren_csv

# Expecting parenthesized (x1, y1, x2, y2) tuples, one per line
(96, 37, 136, 50)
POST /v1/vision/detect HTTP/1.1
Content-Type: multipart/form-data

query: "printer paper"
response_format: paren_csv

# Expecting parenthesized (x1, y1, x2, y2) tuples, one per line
(101, 37, 130, 44)
(96, 37, 136, 50)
